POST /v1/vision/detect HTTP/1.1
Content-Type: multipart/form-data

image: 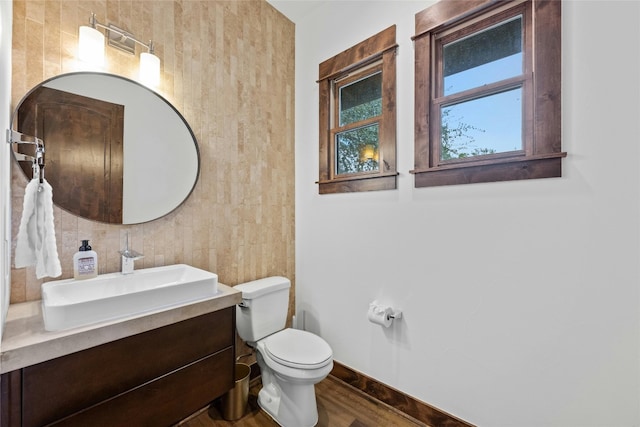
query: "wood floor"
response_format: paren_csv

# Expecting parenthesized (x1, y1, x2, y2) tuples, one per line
(179, 375, 427, 427)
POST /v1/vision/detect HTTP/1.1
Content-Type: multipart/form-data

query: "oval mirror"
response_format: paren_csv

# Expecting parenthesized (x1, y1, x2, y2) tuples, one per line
(11, 72, 199, 225)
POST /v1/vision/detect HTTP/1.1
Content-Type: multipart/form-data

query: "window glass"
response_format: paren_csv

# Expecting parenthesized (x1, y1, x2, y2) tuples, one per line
(440, 87, 522, 160)
(443, 16, 522, 96)
(336, 123, 380, 174)
(339, 71, 382, 126)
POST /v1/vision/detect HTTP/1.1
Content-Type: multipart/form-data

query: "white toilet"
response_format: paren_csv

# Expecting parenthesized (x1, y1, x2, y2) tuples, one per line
(235, 276, 333, 427)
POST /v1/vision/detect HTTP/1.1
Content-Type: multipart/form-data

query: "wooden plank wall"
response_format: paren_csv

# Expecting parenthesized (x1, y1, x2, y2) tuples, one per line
(9, 0, 296, 326)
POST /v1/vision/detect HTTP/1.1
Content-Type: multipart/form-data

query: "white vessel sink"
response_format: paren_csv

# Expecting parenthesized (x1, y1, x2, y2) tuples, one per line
(41, 264, 218, 331)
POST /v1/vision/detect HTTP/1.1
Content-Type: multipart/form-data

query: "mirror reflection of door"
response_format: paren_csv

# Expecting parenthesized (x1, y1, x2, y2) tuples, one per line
(18, 87, 124, 223)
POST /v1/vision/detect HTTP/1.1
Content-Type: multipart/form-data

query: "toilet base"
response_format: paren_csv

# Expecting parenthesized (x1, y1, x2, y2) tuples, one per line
(257, 378, 319, 427)
(255, 348, 332, 427)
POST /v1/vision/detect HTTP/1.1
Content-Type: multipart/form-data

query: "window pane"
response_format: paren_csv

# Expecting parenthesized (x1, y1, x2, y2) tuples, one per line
(339, 71, 382, 126)
(443, 16, 522, 96)
(440, 87, 522, 161)
(336, 123, 379, 174)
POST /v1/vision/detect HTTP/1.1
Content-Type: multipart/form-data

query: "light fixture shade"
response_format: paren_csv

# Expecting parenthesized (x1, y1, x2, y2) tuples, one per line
(78, 25, 105, 66)
(359, 144, 378, 162)
(139, 52, 160, 87)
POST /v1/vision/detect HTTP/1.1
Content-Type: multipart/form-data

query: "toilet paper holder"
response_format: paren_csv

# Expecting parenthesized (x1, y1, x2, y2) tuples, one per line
(387, 310, 402, 321)
(368, 301, 402, 327)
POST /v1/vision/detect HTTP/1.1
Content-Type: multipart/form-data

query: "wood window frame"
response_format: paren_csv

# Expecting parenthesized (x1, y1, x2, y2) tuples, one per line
(411, 0, 565, 188)
(317, 25, 398, 194)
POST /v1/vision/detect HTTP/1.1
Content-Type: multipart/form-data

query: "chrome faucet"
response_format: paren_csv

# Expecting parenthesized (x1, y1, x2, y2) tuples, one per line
(120, 232, 143, 274)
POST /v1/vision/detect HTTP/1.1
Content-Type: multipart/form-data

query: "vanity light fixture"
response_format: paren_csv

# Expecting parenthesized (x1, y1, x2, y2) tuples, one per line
(139, 45, 160, 87)
(78, 17, 105, 66)
(78, 13, 161, 87)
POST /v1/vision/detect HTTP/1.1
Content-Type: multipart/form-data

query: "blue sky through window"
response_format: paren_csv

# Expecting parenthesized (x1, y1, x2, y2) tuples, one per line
(441, 54, 523, 158)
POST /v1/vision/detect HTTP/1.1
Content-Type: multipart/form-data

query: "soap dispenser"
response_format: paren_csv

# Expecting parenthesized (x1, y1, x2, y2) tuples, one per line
(73, 240, 98, 279)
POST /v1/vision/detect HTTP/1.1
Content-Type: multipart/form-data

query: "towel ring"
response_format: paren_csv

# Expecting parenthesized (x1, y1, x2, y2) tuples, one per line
(6, 129, 46, 184)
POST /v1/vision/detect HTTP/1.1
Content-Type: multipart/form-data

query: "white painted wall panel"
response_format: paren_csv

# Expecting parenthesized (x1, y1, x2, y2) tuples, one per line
(291, 1, 640, 425)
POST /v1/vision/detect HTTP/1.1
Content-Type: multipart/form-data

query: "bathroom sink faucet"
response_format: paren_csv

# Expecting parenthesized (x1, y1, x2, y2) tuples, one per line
(120, 232, 143, 274)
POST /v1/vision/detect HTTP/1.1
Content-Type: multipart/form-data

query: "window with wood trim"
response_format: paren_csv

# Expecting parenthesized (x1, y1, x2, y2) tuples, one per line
(317, 25, 398, 194)
(411, 0, 565, 188)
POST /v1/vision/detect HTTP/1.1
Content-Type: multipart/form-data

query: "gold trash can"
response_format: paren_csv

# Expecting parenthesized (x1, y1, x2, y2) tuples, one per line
(221, 363, 251, 420)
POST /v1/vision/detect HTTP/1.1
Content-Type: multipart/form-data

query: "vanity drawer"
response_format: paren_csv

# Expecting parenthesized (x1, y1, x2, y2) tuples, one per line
(19, 307, 234, 427)
(50, 347, 234, 427)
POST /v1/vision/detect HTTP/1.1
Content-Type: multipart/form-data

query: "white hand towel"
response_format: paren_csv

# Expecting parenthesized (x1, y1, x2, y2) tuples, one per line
(14, 179, 38, 268)
(14, 178, 62, 279)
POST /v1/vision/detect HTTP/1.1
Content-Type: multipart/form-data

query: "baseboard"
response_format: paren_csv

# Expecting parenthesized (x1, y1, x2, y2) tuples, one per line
(330, 361, 475, 427)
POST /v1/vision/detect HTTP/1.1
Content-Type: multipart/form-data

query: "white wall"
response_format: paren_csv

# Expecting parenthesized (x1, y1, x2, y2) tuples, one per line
(294, 1, 640, 426)
(1, 0, 13, 343)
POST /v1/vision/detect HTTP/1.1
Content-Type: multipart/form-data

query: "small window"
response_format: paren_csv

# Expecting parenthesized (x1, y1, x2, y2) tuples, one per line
(317, 26, 398, 194)
(335, 66, 382, 175)
(412, 0, 565, 187)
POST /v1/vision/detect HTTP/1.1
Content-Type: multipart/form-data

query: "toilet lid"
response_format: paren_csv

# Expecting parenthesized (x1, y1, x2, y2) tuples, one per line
(264, 328, 332, 369)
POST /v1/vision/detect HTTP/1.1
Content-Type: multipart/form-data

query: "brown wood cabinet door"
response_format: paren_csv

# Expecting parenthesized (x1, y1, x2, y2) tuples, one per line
(20, 309, 234, 427)
(18, 86, 124, 223)
(0, 371, 22, 427)
(50, 348, 234, 427)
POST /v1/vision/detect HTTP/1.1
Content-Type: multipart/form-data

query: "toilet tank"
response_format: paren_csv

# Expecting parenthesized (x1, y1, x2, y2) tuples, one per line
(235, 276, 290, 343)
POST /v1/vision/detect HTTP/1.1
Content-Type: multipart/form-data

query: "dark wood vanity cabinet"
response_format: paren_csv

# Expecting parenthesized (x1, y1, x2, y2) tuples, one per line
(0, 307, 235, 427)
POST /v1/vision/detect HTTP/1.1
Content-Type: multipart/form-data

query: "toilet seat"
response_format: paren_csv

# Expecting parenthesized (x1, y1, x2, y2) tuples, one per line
(263, 328, 332, 370)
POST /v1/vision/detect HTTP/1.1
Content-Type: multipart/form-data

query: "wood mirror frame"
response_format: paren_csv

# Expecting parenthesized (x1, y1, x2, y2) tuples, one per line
(12, 72, 200, 224)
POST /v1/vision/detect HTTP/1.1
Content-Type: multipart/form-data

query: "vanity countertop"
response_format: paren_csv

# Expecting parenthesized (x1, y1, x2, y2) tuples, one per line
(0, 283, 241, 374)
